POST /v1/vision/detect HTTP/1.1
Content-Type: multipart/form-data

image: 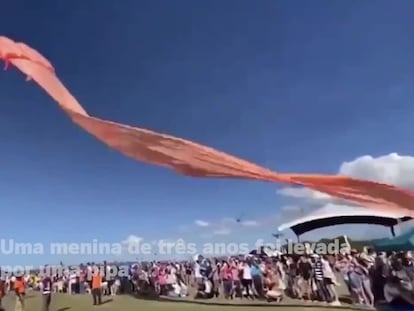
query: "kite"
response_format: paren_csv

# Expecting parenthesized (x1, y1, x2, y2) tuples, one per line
(1, 36, 414, 217)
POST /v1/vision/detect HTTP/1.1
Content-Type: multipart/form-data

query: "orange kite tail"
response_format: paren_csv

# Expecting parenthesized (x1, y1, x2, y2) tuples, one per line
(1, 35, 414, 218)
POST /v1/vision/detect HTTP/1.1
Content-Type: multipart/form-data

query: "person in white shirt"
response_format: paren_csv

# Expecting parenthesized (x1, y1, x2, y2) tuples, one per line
(194, 261, 202, 287)
(276, 260, 285, 282)
(322, 256, 340, 306)
(69, 273, 77, 294)
(241, 261, 253, 299)
(166, 271, 176, 285)
(111, 278, 120, 296)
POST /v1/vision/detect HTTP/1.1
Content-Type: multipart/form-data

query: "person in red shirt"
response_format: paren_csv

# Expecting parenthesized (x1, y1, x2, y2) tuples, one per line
(14, 276, 25, 311)
(91, 269, 102, 306)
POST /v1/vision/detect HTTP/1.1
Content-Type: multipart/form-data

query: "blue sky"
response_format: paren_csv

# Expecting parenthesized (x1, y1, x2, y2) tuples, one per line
(1, 0, 414, 265)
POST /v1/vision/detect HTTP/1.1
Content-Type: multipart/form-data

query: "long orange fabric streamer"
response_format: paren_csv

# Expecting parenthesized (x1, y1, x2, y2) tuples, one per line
(1, 36, 414, 217)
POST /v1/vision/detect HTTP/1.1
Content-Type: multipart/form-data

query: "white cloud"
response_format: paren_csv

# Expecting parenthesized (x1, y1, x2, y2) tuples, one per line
(122, 235, 143, 246)
(277, 187, 331, 200)
(339, 153, 414, 189)
(120, 235, 143, 255)
(195, 220, 209, 227)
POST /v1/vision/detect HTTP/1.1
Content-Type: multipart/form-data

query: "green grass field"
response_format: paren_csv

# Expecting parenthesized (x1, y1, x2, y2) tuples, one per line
(0, 292, 354, 311)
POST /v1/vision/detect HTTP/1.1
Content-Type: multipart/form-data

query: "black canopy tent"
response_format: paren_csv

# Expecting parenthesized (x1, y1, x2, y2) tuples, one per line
(277, 204, 413, 241)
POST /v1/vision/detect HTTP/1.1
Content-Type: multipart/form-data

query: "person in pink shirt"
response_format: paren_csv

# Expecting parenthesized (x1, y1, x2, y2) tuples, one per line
(231, 260, 242, 298)
(220, 262, 233, 299)
(157, 268, 167, 295)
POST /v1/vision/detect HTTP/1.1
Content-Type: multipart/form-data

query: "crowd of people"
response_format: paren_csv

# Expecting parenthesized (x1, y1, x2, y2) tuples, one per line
(0, 248, 413, 310)
(0, 261, 122, 311)
(126, 248, 414, 308)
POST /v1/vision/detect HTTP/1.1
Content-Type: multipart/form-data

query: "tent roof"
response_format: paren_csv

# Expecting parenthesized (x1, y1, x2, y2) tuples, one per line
(278, 204, 413, 236)
(372, 228, 414, 252)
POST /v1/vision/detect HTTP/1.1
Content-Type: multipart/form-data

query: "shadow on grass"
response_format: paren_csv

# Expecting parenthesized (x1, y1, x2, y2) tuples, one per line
(128, 292, 369, 310)
(101, 298, 113, 305)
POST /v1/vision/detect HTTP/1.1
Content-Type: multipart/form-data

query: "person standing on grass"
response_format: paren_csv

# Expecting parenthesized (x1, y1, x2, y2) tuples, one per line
(220, 262, 233, 299)
(105, 263, 115, 296)
(230, 259, 241, 298)
(251, 259, 264, 298)
(297, 255, 312, 301)
(321, 255, 340, 306)
(91, 268, 103, 306)
(41, 273, 53, 311)
(14, 276, 25, 311)
(311, 254, 331, 303)
(194, 260, 203, 288)
(241, 259, 254, 299)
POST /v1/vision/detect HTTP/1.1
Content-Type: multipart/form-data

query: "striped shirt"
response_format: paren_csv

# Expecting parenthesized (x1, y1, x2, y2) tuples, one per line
(312, 259, 324, 280)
